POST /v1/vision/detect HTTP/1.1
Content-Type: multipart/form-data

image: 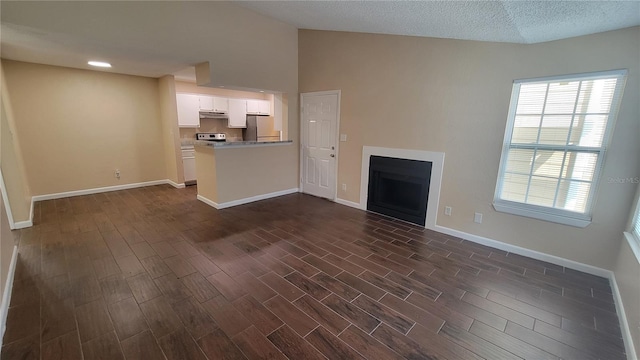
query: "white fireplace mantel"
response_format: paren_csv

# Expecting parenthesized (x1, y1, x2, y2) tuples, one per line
(359, 146, 445, 230)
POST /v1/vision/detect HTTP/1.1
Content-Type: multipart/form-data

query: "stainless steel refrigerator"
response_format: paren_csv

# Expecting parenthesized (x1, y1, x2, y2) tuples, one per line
(242, 116, 280, 142)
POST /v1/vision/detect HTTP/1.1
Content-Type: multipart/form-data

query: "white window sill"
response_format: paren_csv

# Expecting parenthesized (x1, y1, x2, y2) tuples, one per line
(493, 202, 591, 228)
(623, 232, 640, 264)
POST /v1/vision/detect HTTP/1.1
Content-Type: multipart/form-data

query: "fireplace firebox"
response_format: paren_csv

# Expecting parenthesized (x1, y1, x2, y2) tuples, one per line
(367, 156, 432, 226)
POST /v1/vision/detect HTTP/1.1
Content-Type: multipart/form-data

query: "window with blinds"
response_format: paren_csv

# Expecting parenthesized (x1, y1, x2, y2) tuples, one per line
(494, 70, 627, 227)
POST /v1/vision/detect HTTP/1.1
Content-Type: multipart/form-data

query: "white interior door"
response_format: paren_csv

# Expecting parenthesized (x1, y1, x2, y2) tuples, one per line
(301, 91, 339, 200)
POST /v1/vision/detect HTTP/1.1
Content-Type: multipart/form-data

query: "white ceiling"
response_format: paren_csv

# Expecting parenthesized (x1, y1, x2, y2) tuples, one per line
(1, 1, 639, 80)
(237, 1, 640, 44)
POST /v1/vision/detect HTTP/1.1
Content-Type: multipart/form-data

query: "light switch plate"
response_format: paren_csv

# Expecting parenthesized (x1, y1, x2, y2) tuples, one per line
(340, 134, 347, 142)
(474, 212, 483, 224)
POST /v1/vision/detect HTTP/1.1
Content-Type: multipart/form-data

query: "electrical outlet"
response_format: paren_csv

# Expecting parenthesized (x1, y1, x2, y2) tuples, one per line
(474, 212, 483, 224)
(115, 169, 121, 179)
(445, 206, 452, 216)
(341, 183, 347, 191)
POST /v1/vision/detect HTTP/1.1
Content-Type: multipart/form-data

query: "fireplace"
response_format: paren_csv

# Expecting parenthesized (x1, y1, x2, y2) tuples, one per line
(367, 156, 432, 226)
(359, 146, 444, 229)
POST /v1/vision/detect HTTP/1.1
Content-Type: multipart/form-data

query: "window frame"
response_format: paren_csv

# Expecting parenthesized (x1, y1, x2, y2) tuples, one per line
(632, 194, 640, 241)
(626, 193, 640, 263)
(493, 69, 627, 227)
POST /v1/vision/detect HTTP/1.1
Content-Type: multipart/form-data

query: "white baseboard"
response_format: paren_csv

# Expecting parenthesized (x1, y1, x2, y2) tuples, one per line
(610, 272, 638, 360)
(12, 219, 32, 229)
(196, 194, 219, 209)
(166, 180, 186, 189)
(335, 198, 363, 210)
(197, 188, 299, 210)
(31, 180, 169, 201)
(434, 225, 611, 278)
(0, 246, 18, 346)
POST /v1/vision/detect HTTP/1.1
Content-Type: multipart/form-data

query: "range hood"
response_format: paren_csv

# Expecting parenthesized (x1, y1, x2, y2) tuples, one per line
(199, 111, 228, 119)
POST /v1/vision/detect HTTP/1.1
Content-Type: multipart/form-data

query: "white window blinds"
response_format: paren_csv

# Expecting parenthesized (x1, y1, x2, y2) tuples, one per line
(494, 70, 627, 226)
(633, 196, 640, 240)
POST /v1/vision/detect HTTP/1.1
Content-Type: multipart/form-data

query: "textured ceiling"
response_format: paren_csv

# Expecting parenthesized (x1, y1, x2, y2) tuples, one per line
(237, 1, 640, 44)
(0, 1, 638, 81)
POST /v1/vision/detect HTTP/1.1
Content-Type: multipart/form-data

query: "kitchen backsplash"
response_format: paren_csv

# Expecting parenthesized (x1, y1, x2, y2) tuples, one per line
(179, 118, 244, 141)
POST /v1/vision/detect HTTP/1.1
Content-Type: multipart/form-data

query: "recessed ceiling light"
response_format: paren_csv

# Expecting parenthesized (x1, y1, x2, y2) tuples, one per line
(259, 90, 265, 93)
(88, 61, 111, 68)
(219, 86, 225, 88)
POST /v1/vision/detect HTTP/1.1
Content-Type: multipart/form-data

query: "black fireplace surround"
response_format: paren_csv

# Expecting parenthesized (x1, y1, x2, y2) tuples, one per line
(367, 156, 432, 226)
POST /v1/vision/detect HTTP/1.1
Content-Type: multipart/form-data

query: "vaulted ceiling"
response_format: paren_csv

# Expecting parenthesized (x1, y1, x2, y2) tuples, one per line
(1, 1, 638, 80)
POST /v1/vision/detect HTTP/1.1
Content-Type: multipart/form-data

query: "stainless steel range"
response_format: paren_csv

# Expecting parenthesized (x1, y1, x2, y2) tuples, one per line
(196, 133, 226, 142)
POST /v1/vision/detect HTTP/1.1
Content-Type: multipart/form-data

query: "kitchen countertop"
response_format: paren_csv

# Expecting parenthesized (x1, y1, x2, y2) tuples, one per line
(182, 139, 293, 148)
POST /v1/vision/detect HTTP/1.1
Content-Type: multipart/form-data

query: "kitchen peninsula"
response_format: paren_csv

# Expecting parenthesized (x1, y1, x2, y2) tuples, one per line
(191, 140, 297, 209)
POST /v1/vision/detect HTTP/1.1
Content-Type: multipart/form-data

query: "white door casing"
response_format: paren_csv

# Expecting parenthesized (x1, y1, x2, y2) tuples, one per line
(300, 91, 340, 200)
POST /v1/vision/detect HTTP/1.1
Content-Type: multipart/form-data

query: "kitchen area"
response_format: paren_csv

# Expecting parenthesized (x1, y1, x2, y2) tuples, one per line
(173, 80, 296, 209)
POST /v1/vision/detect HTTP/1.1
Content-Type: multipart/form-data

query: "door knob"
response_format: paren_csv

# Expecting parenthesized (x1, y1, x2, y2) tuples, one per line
(330, 154, 335, 157)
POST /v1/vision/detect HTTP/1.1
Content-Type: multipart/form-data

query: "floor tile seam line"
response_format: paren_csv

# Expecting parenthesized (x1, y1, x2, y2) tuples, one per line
(514, 319, 607, 360)
(349, 293, 363, 304)
(404, 320, 418, 336)
(461, 291, 538, 326)
(530, 318, 623, 357)
(293, 296, 357, 333)
(262, 312, 290, 338)
(317, 292, 333, 303)
(261, 292, 278, 304)
(192, 333, 214, 360)
(469, 320, 535, 360)
(346, 266, 367, 278)
(367, 320, 384, 336)
(403, 290, 414, 301)
(332, 270, 346, 279)
(334, 323, 351, 338)
(302, 323, 322, 338)
(349, 299, 408, 335)
(510, 292, 576, 321)
(496, 271, 561, 297)
(290, 293, 307, 303)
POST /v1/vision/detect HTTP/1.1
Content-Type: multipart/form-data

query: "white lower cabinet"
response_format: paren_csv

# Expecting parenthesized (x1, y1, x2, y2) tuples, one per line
(182, 148, 196, 183)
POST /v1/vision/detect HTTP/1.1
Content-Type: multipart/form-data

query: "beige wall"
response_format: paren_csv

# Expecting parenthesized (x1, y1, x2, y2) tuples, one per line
(0, 62, 31, 223)
(299, 27, 640, 269)
(195, 144, 298, 204)
(194, 146, 218, 202)
(158, 75, 184, 184)
(3, 60, 168, 196)
(1, 2, 300, 199)
(179, 120, 244, 142)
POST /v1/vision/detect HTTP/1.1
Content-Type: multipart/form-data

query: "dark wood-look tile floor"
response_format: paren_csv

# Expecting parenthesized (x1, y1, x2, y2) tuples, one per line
(2, 185, 627, 359)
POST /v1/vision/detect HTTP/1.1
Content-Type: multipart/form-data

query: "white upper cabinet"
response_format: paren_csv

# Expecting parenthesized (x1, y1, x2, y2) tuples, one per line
(228, 99, 247, 128)
(199, 96, 228, 113)
(246, 99, 271, 116)
(176, 94, 200, 128)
